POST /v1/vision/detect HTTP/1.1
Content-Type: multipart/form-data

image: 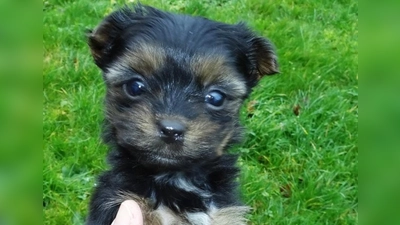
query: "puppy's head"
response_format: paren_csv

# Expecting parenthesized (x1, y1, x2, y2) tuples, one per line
(88, 5, 278, 168)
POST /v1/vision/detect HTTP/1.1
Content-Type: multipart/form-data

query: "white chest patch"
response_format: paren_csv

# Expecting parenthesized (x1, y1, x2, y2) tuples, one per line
(154, 204, 216, 225)
(154, 204, 250, 225)
(154, 173, 211, 198)
(151, 173, 249, 225)
(185, 211, 213, 225)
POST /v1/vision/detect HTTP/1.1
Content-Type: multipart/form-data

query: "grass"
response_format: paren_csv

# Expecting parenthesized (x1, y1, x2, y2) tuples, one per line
(43, 0, 358, 224)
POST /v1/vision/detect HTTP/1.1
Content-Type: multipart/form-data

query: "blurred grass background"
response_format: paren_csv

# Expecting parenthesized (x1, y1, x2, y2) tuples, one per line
(43, 0, 358, 224)
(0, 0, 41, 225)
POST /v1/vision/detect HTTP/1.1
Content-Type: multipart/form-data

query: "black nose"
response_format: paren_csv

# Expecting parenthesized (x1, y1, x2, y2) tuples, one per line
(158, 120, 185, 143)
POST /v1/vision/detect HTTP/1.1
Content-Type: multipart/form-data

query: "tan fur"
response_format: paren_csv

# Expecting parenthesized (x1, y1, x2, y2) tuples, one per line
(124, 43, 166, 77)
(103, 65, 129, 83)
(190, 54, 247, 97)
(155, 205, 187, 225)
(211, 206, 251, 225)
(190, 54, 232, 85)
(215, 130, 234, 156)
(105, 89, 156, 135)
(103, 191, 250, 225)
(101, 43, 166, 82)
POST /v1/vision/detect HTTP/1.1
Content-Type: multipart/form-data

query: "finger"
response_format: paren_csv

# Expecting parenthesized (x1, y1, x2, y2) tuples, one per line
(111, 200, 143, 225)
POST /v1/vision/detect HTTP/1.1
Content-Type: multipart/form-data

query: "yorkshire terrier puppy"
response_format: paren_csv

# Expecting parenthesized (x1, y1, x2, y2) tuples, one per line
(86, 4, 278, 225)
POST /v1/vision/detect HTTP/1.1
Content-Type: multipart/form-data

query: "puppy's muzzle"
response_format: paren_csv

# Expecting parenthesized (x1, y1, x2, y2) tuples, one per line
(158, 119, 185, 144)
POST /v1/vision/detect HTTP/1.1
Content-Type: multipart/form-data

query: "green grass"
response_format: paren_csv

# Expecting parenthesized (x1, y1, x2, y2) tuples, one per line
(43, 0, 358, 224)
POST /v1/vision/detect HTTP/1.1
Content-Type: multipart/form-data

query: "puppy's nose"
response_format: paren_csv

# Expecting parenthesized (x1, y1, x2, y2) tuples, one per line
(158, 120, 185, 143)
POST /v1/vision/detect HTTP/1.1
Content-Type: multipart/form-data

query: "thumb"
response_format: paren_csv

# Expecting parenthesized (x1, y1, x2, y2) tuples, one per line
(111, 200, 144, 225)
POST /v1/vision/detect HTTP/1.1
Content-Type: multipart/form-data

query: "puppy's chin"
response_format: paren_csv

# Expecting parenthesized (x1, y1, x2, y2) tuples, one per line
(147, 154, 187, 169)
(136, 152, 193, 169)
(131, 146, 216, 170)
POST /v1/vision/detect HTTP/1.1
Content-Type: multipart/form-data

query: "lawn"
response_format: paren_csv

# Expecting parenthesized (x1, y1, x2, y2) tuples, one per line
(43, 0, 358, 224)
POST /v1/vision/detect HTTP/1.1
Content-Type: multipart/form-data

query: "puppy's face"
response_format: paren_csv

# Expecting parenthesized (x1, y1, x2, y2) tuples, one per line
(88, 5, 278, 168)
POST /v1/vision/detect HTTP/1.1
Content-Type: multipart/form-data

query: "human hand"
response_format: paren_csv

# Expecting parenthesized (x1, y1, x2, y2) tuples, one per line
(111, 200, 143, 225)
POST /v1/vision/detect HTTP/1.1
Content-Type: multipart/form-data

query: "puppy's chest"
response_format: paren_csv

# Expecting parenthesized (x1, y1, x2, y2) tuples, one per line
(154, 204, 215, 225)
(152, 202, 250, 225)
(151, 173, 214, 214)
(147, 174, 247, 225)
(148, 173, 222, 225)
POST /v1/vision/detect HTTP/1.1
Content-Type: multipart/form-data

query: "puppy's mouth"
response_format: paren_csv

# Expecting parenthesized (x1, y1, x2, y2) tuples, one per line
(138, 150, 196, 169)
(151, 155, 182, 166)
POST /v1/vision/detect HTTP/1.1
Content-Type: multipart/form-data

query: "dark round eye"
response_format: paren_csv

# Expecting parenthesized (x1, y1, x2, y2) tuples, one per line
(205, 90, 226, 107)
(124, 79, 146, 97)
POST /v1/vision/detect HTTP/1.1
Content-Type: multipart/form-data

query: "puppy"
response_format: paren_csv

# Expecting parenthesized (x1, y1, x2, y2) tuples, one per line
(86, 4, 278, 225)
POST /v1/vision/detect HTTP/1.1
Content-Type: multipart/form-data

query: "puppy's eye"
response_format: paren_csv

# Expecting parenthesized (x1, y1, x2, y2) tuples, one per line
(205, 90, 226, 107)
(124, 79, 146, 97)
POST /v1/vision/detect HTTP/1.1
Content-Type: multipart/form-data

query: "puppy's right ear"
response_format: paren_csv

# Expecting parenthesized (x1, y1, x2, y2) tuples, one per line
(87, 9, 132, 69)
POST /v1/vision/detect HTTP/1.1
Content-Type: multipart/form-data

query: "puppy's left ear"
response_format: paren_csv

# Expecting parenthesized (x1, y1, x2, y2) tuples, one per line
(250, 37, 279, 76)
(245, 35, 279, 86)
(86, 8, 136, 70)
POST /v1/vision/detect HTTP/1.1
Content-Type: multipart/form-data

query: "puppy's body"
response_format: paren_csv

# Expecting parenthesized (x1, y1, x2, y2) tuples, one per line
(86, 5, 278, 225)
(89, 153, 248, 224)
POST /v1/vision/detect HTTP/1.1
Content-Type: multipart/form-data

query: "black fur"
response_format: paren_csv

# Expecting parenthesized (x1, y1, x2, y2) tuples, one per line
(86, 4, 278, 225)
(87, 148, 240, 224)
(88, 4, 278, 87)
